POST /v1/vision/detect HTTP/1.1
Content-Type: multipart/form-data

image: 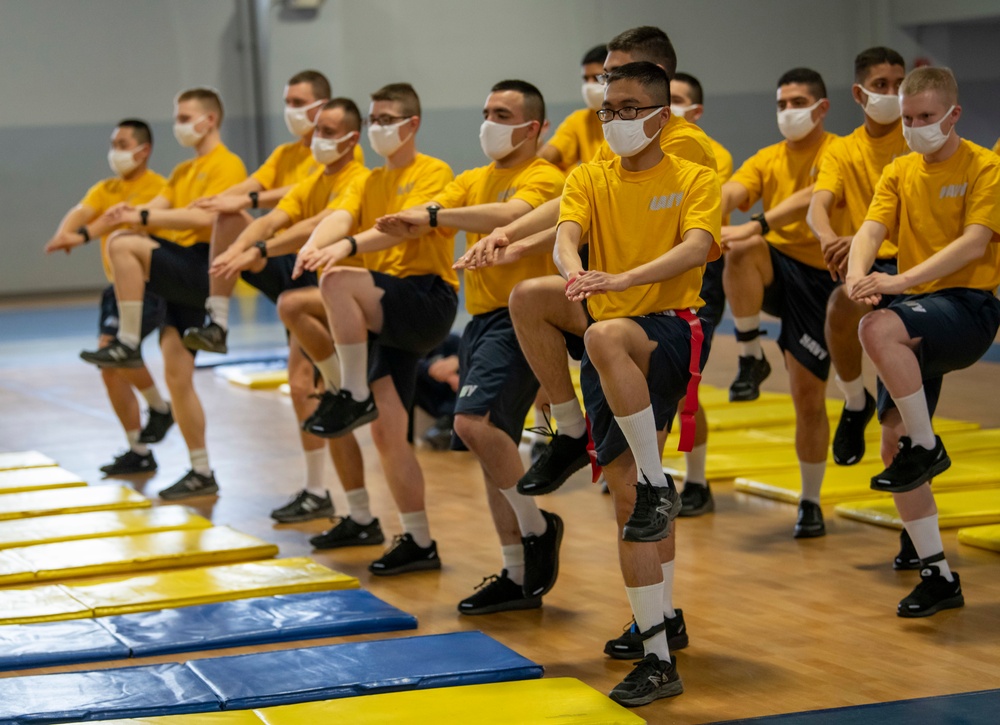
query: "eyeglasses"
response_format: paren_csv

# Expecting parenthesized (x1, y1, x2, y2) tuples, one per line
(596, 106, 661, 122)
(367, 114, 410, 126)
(595, 73, 610, 85)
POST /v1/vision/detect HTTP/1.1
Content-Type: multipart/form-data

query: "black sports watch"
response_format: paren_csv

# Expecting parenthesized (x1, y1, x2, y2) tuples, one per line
(254, 240, 268, 259)
(140, 209, 150, 227)
(77, 225, 91, 243)
(751, 212, 770, 236)
(427, 204, 441, 228)
(249, 191, 259, 209)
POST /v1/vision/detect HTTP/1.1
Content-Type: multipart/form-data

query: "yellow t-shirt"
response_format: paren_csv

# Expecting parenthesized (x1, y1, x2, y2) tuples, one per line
(79, 169, 166, 281)
(592, 114, 719, 173)
(434, 157, 566, 315)
(251, 140, 364, 189)
(730, 131, 840, 269)
(993, 137, 999, 155)
(158, 143, 247, 247)
(865, 139, 1000, 294)
(559, 154, 722, 321)
(333, 153, 458, 290)
(546, 108, 605, 170)
(814, 124, 909, 259)
(708, 135, 734, 224)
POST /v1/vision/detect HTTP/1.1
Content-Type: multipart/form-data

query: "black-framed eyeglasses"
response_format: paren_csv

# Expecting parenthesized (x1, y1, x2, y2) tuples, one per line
(367, 114, 410, 127)
(595, 73, 610, 85)
(596, 106, 661, 122)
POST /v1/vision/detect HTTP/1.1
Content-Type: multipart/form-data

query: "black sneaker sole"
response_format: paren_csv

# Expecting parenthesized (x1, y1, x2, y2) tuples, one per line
(458, 595, 542, 616)
(870, 454, 952, 493)
(897, 593, 964, 618)
(80, 352, 144, 369)
(159, 485, 219, 501)
(310, 531, 385, 549)
(271, 507, 335, 524)
(369, 557, 441, 577)
(621, 526, 671, 543)
(604, 633, 690, 659)
(610, 679, 684, 707)
(793, 524, 826, 539)
(517, 452, 591, 496)
(306, 408, 379, 439)
(181, 329, 228, 354)
(100, 465, 157, 475)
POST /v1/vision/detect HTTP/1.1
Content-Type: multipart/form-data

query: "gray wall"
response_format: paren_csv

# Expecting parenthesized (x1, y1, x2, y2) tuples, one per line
(2, 0, 998, 298)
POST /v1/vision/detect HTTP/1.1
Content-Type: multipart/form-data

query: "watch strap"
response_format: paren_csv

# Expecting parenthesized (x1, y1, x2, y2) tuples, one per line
(254, 240, 268, 259)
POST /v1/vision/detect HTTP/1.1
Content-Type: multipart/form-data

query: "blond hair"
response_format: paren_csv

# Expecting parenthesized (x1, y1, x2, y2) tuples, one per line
(176, 87, 225, 126)
(900, 67, 958, 106)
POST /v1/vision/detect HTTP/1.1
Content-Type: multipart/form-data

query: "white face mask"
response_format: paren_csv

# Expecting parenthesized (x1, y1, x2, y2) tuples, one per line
(777, 100, 823, 142)
(173, 114, 208, 148)
(669, 103, 698, 121)
(367, 118, 411, 158)
(284, 99, 326, 137)
(311, 133, 354, 165)
(857, 85, 901, 125)
(903, 106, 956, 155)
(107, 146, 144, 177)
(479, 120, 533, 161)
(601, 108, 663, 158)
(581, 82, 605, 111)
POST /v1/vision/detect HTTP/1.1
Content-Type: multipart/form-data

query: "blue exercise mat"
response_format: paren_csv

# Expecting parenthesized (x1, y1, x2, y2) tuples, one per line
(188, 631, 543, 709)
(0, 663, 219, 723)
(0, 618, 130, 672)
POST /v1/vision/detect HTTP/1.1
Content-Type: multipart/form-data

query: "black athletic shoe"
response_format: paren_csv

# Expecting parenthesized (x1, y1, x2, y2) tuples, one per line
(182, 321, 228, 353)
(139, 405, 174, 444)
(422, 415, 454, 451)
(604, 610, 689, 659)
(609, 653, 684, 708)
(517, 432, 590, 496)
(729, 354, 771, 402)
(368, 533, 441, 576)
(522, 510, 563, 598)
(898, 566, 963, 618)
(894, 529, 921, 570)
(270, 489, 334, 523)
(458, 570, 542, 615)
(529, 439, 548, 465)
(100, 449, 157, 475)
(871, 436, 951, 493)
(310, 516, 385, 549)
(304, 389, 378, 438)
(80, 339, 143, 369)
(832, 390, 876, 466)
(679, 482, 714, 517)
(793, 500, 825, 539)
(622, 474, 680, 543)
(158, 469, 218, 500)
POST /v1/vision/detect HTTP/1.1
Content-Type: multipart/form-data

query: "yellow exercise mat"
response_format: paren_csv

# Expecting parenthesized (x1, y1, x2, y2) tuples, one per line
(0, 466, 87, 495)
(66, 557, 358, 618)
(957, 524, 1000, 553)
(215, 364, 289, 390)
(697, 384, 792, 407)
(61, 713, 263, 725)
(0, 485, 150, 521)
(0, 526, 279, 584)
(255, 678, 644, 725)
(836, 489, 1000, 530)
(0, 506, 211, 550)
(0, 451, 57, 471)
(0, 584, 93, 624)
(678, 398, 843, 433)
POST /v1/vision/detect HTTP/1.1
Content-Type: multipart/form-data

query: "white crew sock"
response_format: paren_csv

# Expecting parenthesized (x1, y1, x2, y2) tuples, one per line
(904, 514, 953, 581)
(836, 375, 868, 412)
(302, 447, 327, 497)
(799, 460, 826, 504)
(734, 315, 763, 359)
(126, 429, 149, 456)
(400, 510, 432, 548)
(345, 488, 373, 525)
(337, 342, 370, 399)
(502, 543, 525, 585)
(314, 353, 341, 391)
(550, 398, 586, 439)
(684, 443, 708, 486)
(117, 301, 143, 350)
(190, 447, 211, 476)
(626, 582, 670, 661)
(894, 388, 936, 450)
(615, 406, 668, 488)
(139, 386, 169, 414)
(206, 296, 230, 331)
(500, 486, 547, 537)
(661, 560, 676, 618)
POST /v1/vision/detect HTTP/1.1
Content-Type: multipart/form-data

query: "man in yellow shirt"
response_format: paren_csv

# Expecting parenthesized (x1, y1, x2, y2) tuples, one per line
(44, 119, 171, 475)
(80, 88, 247, 501)
(807, 49, 910, 483)
(208, 98, 373, 529)
(539, 44, 607, 170)
(293, 83, 458, 575)
(721, 68, 841, 539)
(555, 62, 720, 707)
(848, 67, 1000, 617)
(377, 80, 566, 613)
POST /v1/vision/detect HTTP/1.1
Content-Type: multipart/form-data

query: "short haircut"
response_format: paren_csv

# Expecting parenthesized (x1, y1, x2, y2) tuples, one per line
(322, 97, 362, 132)
(672, 72, 703, 105)
(370, 82, 421, 118)
(777, 67, 827, 100)
(176, 87, 224, 126)
(854, 47, 906, 83)
(117, 118, 153, 147)
(288, 70, 331, 100)
(607, 26, 677, 79)
(582, 44, 607, 66)
(490, 79, 546, 123)
(605, 62, 670, 106)
(900, 66, 959, 105)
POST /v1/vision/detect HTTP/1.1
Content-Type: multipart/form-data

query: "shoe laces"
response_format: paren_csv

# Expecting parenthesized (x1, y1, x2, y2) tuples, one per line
(525, 405, 556, 441)
(474, 573, 501, 591)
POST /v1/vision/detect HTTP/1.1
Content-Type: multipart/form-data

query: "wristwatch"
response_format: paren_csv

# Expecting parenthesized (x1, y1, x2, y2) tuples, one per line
(427, 204, 441, 228)
(254, 240, 268, 259)
(249, 191, 259, 209)
(140, 209, 150, 227)
(77, 225, 91, 243)
(751, 212, 770, 236)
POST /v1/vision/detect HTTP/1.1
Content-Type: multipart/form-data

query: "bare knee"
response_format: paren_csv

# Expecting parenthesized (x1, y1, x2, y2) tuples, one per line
(453, 413, 487, 449)
(858, 309, 899, 355)
(509, 276, 559, 319)
(277, 289, 309, 325)
(583, 321, 623, 364)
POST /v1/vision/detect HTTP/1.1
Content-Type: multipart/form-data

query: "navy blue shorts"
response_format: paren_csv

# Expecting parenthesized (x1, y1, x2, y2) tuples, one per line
(699, 256, 726, 338)
(99, 285, 166, 341)
(581, 314, 713, 467)
(451, 308, 539, 450)
(241, 255, 317, 304)
(148, 236, 210, 337)
(876, 288, 1000, 420)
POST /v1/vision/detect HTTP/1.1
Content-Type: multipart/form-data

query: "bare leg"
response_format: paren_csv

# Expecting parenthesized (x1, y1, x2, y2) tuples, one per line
(159, 327, 205, 453)
(207, 211, 253, 298)
(368, 375, 424, 514)
(721, 238, 772, 318)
